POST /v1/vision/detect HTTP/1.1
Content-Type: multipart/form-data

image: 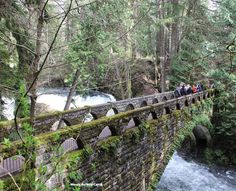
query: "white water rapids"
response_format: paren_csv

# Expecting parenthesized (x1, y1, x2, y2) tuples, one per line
(157, 152, 236, 191)
(2, 88, 116, 120)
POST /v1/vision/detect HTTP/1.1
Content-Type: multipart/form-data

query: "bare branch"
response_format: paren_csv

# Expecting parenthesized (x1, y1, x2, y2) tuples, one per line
(41, 0, 50, 17)
(25, 0, 73, 97)
(0, 166, 21, 191)
(47, 0, 102, 20)
(0, 35, 36, 55)
(13, 0, 73, 142)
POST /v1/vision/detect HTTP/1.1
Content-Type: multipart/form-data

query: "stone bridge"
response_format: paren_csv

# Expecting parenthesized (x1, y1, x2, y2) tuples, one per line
(0, 90, 214, 191)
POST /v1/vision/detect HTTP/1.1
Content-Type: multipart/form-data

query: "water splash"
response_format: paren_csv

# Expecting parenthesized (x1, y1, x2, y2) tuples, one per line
(2, 88, 116, 120)
(157, 153, 236, 191)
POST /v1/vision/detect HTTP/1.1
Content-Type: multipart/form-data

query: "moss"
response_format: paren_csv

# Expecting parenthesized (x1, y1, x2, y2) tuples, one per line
(1, 169, 36, 191)
(159, 114, 168, 122)
(138, 122, 149, 136)
(97, 136, 121, 154)
(82, 145, 94, 159)
(65, 150, 84, 161)
(124, 128, 141, 143)
(123, 122, 151, 144)
(146, 122, 156, 137)
(173, 110, 181, 119)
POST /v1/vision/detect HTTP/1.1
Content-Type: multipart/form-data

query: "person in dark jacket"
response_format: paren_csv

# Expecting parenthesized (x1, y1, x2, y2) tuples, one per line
(200, 83, 204, 91)
(186, 84, 192, 95)
(174, 86, 181, 97)
(180, 85, 187, 96)
(0, 92, 5, 105)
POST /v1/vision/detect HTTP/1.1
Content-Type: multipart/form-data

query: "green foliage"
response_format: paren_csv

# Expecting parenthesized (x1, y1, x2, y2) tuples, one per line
(82, 145, 94, 158)
(169, 0, 211, 87)
(16, 82, 30, 117)
(73, 187, 81, 191)
(204, 148, 214, 164)
(91, 162, 97, 172)
(65, 1, 131, 93)
(138, 122, 149, 136)
(204, 148, 235, 166)
(0, 180, 4, 190)
(0, 20, 11, 64)
(2, 138, 12, 148)
(97, 136, 121, 154)
(207, 69, 236, 138)
(69, 171, 83, 182)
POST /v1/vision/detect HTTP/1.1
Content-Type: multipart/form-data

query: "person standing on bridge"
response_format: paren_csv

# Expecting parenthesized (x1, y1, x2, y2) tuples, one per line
(192, 85, 197, 93)
(174, 86, 181, 97)
(180, 84, 187, 96)
(197, 83, 202, 92)
(186, 84, 192, 94)
(0, 92, 5, 120)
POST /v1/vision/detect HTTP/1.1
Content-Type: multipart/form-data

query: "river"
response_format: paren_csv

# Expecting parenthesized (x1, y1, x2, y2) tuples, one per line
(1, 88, 116, 120)
(1, 88, 236, 190)
(157, 152, 236, 191)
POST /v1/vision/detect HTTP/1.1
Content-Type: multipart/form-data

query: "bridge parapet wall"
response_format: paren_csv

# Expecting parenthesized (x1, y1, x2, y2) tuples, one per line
(0, 91, 176, 142)
(0, 90, 213, 143)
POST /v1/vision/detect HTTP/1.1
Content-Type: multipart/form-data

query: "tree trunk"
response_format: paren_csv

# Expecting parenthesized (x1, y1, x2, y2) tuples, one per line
(29, 0, 45, 120)
(160, 56, 166, 92)
(171, 0, 179, 57)
(58, 69, 80, 128)
(159, 0, 167, 92)
(115, 62, 125, 100)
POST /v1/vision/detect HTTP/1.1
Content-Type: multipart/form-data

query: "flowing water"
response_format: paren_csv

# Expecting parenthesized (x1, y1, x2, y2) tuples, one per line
(1, 96, 15, 120)
(157, 152, 236, 191)
(36, 88, 116, 111)
(2, 88, 116, 120)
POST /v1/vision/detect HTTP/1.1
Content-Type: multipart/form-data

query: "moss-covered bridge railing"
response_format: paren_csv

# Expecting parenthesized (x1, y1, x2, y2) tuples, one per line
(0, 90, 214, 191)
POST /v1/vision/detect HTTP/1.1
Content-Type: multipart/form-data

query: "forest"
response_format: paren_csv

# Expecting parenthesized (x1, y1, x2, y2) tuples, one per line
(0, 0, 236, 190)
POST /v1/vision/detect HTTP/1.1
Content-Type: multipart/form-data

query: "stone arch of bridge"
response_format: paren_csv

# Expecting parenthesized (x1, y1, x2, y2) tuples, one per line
(51, 118, 71, 131)
(152, 98, 158, 104)
(198, 96, 201, 101)
(140, 100, 148, 107)
(162, 96, 168, 102)
(125, 117, 141, 130)
(106, 108, 119, 116)
(176, 103, 181, 110)
(126, 103, 135, 111)
(185, 100, 189, 107)
(82, 112, 98, 122)
(164, 107, 171, 114)
(98, 126, 117, 140)
(192, 125, 212, 148)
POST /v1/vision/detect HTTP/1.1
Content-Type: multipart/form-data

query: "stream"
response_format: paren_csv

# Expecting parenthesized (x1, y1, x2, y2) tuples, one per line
(157, 152, 236, 191)
(1, 87, 116, 120)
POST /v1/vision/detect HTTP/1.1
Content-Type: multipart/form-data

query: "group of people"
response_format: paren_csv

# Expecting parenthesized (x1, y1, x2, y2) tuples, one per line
(174, 82, 205, 98)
